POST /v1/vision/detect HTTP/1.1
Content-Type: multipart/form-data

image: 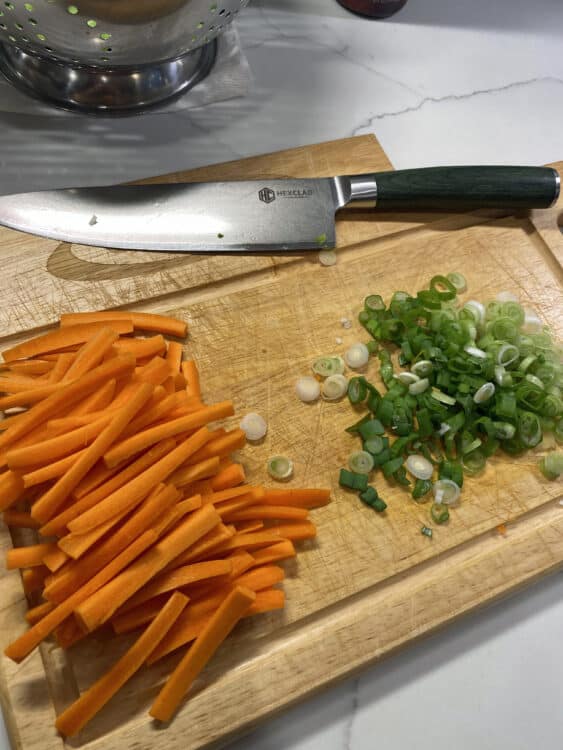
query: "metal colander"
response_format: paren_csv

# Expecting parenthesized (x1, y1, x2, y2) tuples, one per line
(0, 0, 250, 112)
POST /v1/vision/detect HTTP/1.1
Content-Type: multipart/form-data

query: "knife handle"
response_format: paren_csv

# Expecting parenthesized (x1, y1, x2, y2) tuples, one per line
(349, 166, 560, 210)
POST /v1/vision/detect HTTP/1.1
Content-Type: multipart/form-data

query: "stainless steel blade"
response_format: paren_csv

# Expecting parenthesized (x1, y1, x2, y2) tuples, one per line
(0, 178, 348, 253)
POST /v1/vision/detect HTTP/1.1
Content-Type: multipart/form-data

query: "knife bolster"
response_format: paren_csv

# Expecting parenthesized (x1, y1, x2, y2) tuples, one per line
(348, 175, 378, 208)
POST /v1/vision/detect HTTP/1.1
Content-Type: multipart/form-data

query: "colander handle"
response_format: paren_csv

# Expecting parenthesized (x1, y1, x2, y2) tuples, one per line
(348, 166, 560, 210)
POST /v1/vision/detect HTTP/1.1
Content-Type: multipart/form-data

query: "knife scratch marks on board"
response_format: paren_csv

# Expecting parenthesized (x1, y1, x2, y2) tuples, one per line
(46, 242, 200, 282)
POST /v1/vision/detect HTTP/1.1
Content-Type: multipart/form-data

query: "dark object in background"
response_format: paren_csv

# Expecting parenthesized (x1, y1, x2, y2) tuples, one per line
(337, 0, 408, 18)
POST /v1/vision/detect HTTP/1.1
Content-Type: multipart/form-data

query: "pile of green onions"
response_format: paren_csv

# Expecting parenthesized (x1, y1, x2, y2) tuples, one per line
(339, 274, 563, 526)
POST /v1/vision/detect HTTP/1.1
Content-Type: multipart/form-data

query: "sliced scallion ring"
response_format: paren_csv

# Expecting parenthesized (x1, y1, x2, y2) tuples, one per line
(446, 272, 467, 292)
(463, 300, 486, 325)
(496, 343, 519, 366)
(396, 371, 419, 386)
(539, 452, 563, 480)
(312, 356, 341, 378)
(240, 413, 268, 442)
(348, 450, 375, 474)
(344, 343, 370, 370)
(473, 382, 495, 404)
(322, 374, 349, 401)
(409, 377, 429, 395)
(431, 388, 457, 406)
(494, 365, 513, 387)
(433, 478, 461, 505)
(406, 454, 434, 480)
(295, 376, 321, 403)
(411, 360, 433, 378)
(525, 373, 544, 390)
(267, 455, 294, 481)
(464, 344, 488, 359)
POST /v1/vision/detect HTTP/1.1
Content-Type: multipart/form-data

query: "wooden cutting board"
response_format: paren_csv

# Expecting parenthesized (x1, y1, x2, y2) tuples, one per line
(0, 135, 562, 750)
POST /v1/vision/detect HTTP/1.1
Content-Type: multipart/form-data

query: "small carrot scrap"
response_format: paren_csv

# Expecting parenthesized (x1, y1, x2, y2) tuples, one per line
(6, 542, 59, 570)
(182, 360, 201, 400)
(166, 342, 183, 373)
(250, 540, 296, 567)
(60, 311, 187, 338)
(210, 463, 246, 491)
(25, 601, 55, 625)
(55, 591, 188, 738)
(150, 586, 255, 722)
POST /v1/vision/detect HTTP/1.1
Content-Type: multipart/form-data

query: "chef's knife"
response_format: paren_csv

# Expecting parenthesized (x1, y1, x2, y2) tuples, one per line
(0, 166, 558, 253)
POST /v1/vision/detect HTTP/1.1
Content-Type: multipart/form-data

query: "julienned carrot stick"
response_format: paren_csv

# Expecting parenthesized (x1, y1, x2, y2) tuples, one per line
(0, 382, 65, 411)
(0, 374, 51, 393)
(25, 601, 55, 626)
(4, 529, 158, 663)
(113, 335, 166, 360)
(119, 390, 190, 439)
(21, 566, 49, 595)
(166, 342, 183, 373)
(149, 586, 255, 722)
(40, 438, 176, 537)
(134, 357, 172, 387)
(168, 524, 235, 568)
(2, 321, 134, 363)
(115, 559, 232, 616)
(6, 543, 58, 569)
(47, 353, 75, 384)
(224, 505, 309, 522)
(168, 457, 221, 488)
(31, 382, 155, 523)
(72, 378, 116, 417)
(250, 540, 296, 567)
(201, 485, 262, 505)
(22, 448, 86, 488)
(42, 547, 69, 573)
(2, 510, 40, 529)
(74, 504, 221, 632)
(67, 427, 213, 534)
(7, 360, 54, 376)
(181, 360, 201, 400)
(209, 463, 246, 492)
(71, 454, 126, 500)
(0, 355, 135, 452)
(0, 471, 25, 512)
(54, 617, 85, 650)
(146, 589, 285, 663)
(270, 521, 317, 541)
(62, 328, 119, 383)
(150, 494, 201, 540)
(233, 520, 264, 534)
(55, 591, 189, 738)
(177, 565, 284, 613)
(103, 402, 234, 469)
(214, 493, 264, 519)
(60, 312, 187, 339)
(262, 488, 331, 509)
(44, 484, 178, 604)
(186, 429, 246, 466)
(217, 531, 284, 553)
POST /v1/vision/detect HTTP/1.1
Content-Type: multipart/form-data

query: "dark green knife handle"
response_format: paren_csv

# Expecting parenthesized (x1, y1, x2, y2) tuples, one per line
(354, 166, 560, 210)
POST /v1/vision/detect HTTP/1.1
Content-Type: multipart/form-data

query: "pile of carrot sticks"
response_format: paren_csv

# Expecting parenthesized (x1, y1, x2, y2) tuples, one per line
(0, 311, 330, 736)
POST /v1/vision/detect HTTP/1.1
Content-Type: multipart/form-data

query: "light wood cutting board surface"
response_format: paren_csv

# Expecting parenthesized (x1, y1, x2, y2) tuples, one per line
(0, 135, 562, 750)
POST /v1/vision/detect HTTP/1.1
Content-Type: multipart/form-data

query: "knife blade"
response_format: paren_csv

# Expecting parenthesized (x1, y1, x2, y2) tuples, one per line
(0, 166, 558, 253)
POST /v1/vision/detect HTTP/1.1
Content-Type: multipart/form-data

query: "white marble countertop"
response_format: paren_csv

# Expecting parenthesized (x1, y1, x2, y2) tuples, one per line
(1, 1, 562, 748)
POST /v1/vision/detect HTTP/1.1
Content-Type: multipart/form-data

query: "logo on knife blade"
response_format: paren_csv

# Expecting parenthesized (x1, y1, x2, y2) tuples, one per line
(258, 187, 276, 204)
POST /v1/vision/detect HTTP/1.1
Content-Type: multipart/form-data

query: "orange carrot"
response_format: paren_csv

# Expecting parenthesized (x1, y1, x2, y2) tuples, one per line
(44, 484, 178, 604)
(54, 617, 86, 650)
(270, 521, 317, 541)
(103, 402, 234, 469)
(134, 356, 172, 387)
(6, 543, 58, 569)
(262, 488, 331, 509)
(217, 531, 284, 553)
(165, 342, 183, 373)
(201, 485, 262, 505)
(146, 589, 284, 663)
(186, 429, 246, 466)
(115, 559, 232, 616)
(113, 335, 167, 360)
(0, 355, 135, 452)
(67, 427, 213, 534)
(150, 586, 255, 722)
(0, 382, 66, 411)
(46, 353, 75, 383)
(42, 547, 70, 573)
(182, 360, 201, 400)
(2, 321, 133, 363)
(209, 463, 246, 492)
(7, 360, 54, 376)
(60, 311, 187, 338)
(233, 520, 264, 534)
(168, 523, 235, 567)
(74, 505, 221, 632)
(214, 490, 264, 517)
(168, 457, 221, 488)
(119, 389, 191, 439)
(40, 438, 176, 537)
(25, 601, 55, 625)
(62, 328, 119, 383)
(31, 382, 155, 523)
(225, 505, 309, 522)
(21, 566, 49, 595)
(55, 590, 188, 738)
(0, 374, 51, 392)
(72, 378, 116, 416)
(250, 540, 296, 567)
(22, 449, 86, 488)
(2, 510, 40, 529)
(4, 529, 158, 663)
(0, 471, 25, 511)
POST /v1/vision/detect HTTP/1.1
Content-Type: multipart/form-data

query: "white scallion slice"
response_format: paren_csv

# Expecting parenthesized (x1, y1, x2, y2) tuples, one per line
(447, 272, 467, 292)
(522, 308, 543, 334)
(295, 376, 321, 403)
(319, 249, 337, 267)
(433, 479, 461, 505)
(331, 355, 346, 374)
(409, 377, 429, 395)
(348, 450, 374, 474)
(438, 423, 451, 436)
(495, 290, 519, 303)
(267, 455, 294, 481)
(411, 360, 433, 377)
(321, 374, 348, 401)
(525, 373, 544, 390)
(496, 343, 519, 366)
(464, 344, 488, 359)
(473, 382, 495, 404)
(431, 387, 457, 406)
(312, 356, 341, 378)
(396, 371, 420, 386)
(463, 299, 486, 325)
(240, 412, 268, 441)
(344, 343, 370, 370)
(494, 365, 513, 388)
(406, 454, 434, 480)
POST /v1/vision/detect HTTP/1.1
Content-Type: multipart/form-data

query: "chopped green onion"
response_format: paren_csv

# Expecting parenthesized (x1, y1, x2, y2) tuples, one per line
(525, 373, 544, 390)
(358, 418, 385, 440)
(345, 343, 370, 370)
(421, 526, 433, 538)
(348, 376, 368, 405)
(463, 300, 486, 325)
(412, 478, 433, 501)
(382, 457, 404, 478)
(439, 460, 464, 488)
(555, 419, 563, 444)
(322, 374, 348, 401)
(412, 360, 433, 378)
(396, 371, 419, 386)
(267, 456, 294, 481)
(518, 355, 537, 373)
(431, 502, 450, 524)
(240, 413, 267, 441)
(473, 382, 495, 404)
(365, 294, 386, 312)
(360, 486, 387, 511)
(409, 378, 429, 395)
(339, 468, 369, 491)
(462, 448, 486, 475)
(447, 272, 467, 292)
(496, 344, 519, 366)
(364, 436, 385, 455)
(464, 345, 487, 359)
(431, 388, 457, 406)
(492, 422, 516, 440)
(405, 454, 434, 480)
(517, 411, 542, 447)
(522, 308, 543, 334)
(433, 478, 461, 505)
(501, 301, 525, 327)
(348, 450, 375, 474)
(312, 356, 343, 378)
(494, 365, 513, 388)
(539, 452, 563, 480)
